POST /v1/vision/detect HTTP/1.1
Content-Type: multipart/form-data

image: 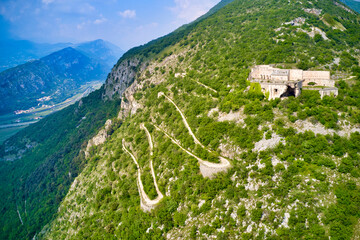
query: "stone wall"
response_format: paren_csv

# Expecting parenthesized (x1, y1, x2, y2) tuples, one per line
(303, 79, 335, 87)
(319, 88, 338, 98)
(250, 65, 274, 80)
(250, 65, 333, 86)
(271, 75, 288, 81)
(249, 65, 336, 99)
(304, 87, 338, 98)
(289, 69, 303, 80)
(260, 83, 289, 100)
(303, 70, 330, 80)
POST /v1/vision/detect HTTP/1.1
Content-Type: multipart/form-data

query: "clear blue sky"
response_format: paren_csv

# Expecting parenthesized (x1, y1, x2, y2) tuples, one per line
(0, 0, 220, 50)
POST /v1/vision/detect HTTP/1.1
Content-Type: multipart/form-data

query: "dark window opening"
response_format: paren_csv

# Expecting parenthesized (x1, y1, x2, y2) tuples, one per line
(280, 86, 295, 98)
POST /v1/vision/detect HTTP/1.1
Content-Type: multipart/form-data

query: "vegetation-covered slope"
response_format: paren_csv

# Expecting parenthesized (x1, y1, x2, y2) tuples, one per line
(0, 47, 107, 115)
(0, 87, 121, 239)
(39, 0, 360, 239)
(1, 0, 360, 239)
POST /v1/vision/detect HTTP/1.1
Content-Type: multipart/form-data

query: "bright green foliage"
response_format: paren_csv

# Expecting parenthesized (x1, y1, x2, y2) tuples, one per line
(0, 88, 121, 239)
(2, 0, 360, 239)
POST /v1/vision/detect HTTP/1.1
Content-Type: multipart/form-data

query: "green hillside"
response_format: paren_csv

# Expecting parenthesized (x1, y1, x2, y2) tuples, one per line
(0, 88, 121, 239)
(2, 0, 360, 239)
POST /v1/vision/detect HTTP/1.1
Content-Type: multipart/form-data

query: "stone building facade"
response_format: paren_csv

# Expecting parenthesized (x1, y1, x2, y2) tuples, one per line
(249, 65, 338, 99)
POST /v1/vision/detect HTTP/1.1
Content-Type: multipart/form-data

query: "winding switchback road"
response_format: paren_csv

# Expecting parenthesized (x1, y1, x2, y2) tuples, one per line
(140, 123, 164, 200)
(158, 92, 205, 148)
(157, 92, 231, 177)
(153, 124, 231, 178)
(122, 139, 163, 211)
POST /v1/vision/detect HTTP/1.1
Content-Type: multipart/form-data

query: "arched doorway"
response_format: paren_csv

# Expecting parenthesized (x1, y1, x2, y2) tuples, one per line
(280, 85, 295, 98)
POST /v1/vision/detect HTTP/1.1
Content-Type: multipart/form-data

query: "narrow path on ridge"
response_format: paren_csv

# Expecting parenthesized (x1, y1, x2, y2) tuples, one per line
(153, 124, 231, 178)
(158, 92, 205, 148)
(140, 123, 164, 200)
(191, 80, 217, 93)
(122, 139, 163, 211)
(157, 92, 231, 176)
(17, 207, 23, 225)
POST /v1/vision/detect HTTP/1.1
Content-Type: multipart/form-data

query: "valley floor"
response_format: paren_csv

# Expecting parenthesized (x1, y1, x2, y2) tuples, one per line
(0, 81, 102, 144)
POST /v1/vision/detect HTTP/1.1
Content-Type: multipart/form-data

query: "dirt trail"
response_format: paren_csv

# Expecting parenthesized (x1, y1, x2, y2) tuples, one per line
(158, 92, 231, 177)
(122, 139, 163, 211)
(154, 124, 231, 178)
(192, 80, 217, 93)
(158, 92, 205, 148)
(17, 207, 23, 225)
(140, 123, 164, 200)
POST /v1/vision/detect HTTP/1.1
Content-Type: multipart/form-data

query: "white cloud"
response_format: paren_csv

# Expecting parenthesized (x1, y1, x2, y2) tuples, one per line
(136, 22, 158, 31)
(94, 17, 107, 24)
(79, 3, 95, 14)
(42, 0, 54, 5)
(76, 20, 91, 30)
(118, 9, 136, 19)
(170, 0, 220, 22)
(77, 22, 86, 30)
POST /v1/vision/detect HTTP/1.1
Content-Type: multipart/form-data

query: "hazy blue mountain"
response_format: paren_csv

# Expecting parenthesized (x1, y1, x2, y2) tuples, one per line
(0, 39, 124, 73)
(340, 0, 360, 13)
(75, 39, 124, 71)
(0, 40, 73, 72)
(0, 47, 106, 114)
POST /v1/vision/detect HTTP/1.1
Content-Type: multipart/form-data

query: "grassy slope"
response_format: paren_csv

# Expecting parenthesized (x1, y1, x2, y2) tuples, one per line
(0, 87, 121, 239)
(12, 0, 360, 239)
(41, 0, 360, 239)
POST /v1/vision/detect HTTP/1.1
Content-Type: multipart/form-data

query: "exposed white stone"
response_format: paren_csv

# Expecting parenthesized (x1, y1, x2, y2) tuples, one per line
(294, 119, 360, 137)
(254, 134, 283, 151)
(246, 224, 253, 233)
(198, 199, 206, 208)
(280, 212, 290, 228)
(85, 119, 113, 158)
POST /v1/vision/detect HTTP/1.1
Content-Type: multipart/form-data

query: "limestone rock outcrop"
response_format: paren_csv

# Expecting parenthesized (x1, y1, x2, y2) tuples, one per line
(103, 57, 147, 99)
(84, 119, 112, 158)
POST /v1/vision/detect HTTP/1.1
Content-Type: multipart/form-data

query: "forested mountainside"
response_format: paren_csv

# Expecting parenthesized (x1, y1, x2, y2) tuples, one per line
(0, 87, 121, 239)
(2, 0, 360, 239)
(0, 47, 106, 115)
(42, 0, 360, 239)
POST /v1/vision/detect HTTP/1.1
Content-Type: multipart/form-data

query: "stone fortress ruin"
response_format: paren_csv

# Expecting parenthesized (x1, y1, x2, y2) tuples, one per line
(249, 65, 338, 99)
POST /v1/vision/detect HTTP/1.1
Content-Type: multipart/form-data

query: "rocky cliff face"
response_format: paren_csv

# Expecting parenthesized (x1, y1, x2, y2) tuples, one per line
(103, 57, 147, 99)
(84, 119, 113, 158)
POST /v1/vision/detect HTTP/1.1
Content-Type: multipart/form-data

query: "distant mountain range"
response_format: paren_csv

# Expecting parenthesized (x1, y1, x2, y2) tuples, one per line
(75, 39, 124, 70)
(0, 40, 123, 115)
(0, 39, 124, 73)
(340, 0, 360, 12)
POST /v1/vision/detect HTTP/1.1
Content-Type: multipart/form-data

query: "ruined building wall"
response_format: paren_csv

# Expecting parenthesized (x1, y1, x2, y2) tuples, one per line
(271, 75, 288, 81)
(289, 69, 303, 80)
(303, 79, 335, 87)
(249, 65, 336, 99)
(250, 65, 274, 80)
(319, 88, 338, 98)
(303, 71, 330, 80)
(261, 84, 289, 100)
